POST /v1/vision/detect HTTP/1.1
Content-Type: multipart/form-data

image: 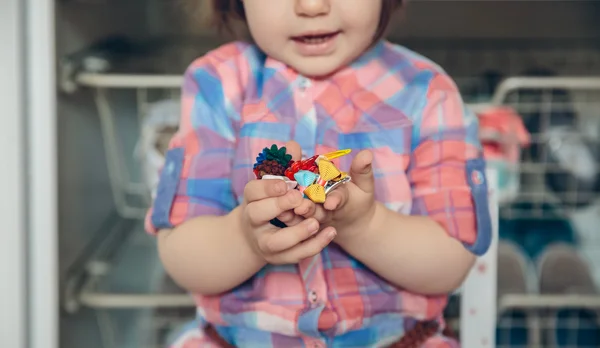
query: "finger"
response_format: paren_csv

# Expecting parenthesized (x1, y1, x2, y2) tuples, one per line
(270, 227, 337, 264)
(244, 179, 289, 203)
(259, 218, 320, 254)
(294, 198, 333, 224)
(277, 210, 305, 227)
(323, 186, 349, 211)
(296, 201, 330, 224)
(349, 150, 375, 193)
(284, 140, 303, 161)
(293, 198, 316, 217)
(310, 205, 331, 224)
(246, 189, 304, 225)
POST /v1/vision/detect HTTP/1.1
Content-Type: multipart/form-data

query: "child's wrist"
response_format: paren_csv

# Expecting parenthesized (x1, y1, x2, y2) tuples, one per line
(335, 202, 384, 248)
(229, 206, 268, 265)
(228, 207, 254, 249)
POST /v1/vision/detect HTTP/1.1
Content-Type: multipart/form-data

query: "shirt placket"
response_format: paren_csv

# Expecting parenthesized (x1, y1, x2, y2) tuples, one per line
(298, 254, 328, 346)
(293, 76, 329, 348)
(293, 76, 317, 157)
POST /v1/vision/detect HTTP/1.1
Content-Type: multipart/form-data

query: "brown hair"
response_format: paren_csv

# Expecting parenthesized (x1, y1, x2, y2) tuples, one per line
(201, 0, 404, 41)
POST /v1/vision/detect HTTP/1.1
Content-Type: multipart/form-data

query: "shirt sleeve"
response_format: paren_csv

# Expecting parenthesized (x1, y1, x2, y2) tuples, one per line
(144, 51, 241, 235)
(408, 72, 492, 256)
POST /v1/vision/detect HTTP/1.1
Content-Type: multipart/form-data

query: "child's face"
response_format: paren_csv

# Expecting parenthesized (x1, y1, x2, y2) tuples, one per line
(242, 0, 382, 77)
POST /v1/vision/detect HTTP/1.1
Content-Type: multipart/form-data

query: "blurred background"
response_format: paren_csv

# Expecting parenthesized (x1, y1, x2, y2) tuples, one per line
(2, 0, 600, 347)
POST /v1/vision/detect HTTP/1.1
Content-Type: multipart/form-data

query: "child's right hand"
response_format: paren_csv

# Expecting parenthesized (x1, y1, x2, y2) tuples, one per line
(240, 179, 337, 265)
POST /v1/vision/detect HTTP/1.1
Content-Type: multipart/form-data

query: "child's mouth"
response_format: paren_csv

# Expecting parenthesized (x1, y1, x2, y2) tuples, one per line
(293, 32, 339, 44)
(291, 31, 340, 56)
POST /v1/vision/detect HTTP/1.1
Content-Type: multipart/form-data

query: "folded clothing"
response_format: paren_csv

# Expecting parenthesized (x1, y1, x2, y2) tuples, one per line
(477, 105, 530, 165)
(475, 105, 530, 204)
(136, 99, 180, 197)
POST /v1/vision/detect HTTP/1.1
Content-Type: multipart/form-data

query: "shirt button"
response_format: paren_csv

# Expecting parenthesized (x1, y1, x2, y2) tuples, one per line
(303, 338, 323, 348)
(308, 290, 318, 304)
(298, 78, 311, 91)
(471, 170, 484, 185)
(308, 341, 323, 348)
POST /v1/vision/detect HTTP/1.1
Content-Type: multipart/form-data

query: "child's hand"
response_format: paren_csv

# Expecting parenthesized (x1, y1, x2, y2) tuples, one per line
(240, 179, 337, 265)
(272, 140, 330, 227)
(324, 150, 376, 241)
(291, 150, 376, 243)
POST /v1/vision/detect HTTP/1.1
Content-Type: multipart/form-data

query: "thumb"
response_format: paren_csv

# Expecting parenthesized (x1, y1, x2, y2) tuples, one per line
(349, 150, 375, 193)
(284, 140, 303, 161)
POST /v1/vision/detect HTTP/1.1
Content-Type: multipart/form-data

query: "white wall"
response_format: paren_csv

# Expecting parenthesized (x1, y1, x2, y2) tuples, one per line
(0, 0, 26, 346)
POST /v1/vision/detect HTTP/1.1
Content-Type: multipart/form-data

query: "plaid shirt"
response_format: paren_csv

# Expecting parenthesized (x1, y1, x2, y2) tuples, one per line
(146, 40, 492, 348)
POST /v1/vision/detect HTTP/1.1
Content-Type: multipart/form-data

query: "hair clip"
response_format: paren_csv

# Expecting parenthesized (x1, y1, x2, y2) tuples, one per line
(253, 144, 352, 203)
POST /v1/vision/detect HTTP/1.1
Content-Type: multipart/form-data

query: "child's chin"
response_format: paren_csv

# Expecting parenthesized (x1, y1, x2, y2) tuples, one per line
(288, 57, 345, 78)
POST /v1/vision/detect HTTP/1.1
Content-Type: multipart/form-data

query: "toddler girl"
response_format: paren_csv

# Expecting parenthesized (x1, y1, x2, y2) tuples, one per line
(146, 0, 492, 347)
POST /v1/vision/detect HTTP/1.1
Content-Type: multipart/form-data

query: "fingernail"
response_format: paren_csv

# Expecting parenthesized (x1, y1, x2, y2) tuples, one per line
(292, 190, 304, 203)
(306, 219, 318, 233)
(327, 229, 337, 240)
(276, 181, 287, 194)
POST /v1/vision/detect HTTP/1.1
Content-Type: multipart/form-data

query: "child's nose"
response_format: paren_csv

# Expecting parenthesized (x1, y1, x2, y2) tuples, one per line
(295, 0, 330, 17)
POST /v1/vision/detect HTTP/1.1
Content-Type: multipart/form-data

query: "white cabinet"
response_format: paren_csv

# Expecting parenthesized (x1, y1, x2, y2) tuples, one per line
(0, 0, 57, 348)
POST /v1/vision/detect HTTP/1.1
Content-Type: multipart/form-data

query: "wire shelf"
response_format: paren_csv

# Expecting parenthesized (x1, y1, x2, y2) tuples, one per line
(80, 74, 182, 219)
(63, 217, 195, 348)
(489, 77, 600, 219)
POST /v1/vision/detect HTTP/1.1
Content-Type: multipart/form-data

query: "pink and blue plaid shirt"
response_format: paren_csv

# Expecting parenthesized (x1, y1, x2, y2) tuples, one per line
(146, 40, 492, 348)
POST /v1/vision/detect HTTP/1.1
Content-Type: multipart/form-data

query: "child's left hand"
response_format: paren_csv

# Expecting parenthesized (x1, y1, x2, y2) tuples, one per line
(277, 145, 377, 243)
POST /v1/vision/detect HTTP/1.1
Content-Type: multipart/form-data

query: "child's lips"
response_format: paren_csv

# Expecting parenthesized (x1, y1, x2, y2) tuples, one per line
(291, 31, 340, 56)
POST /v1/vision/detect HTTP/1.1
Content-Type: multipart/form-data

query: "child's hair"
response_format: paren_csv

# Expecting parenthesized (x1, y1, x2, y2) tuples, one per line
(201, 0, 404, 41)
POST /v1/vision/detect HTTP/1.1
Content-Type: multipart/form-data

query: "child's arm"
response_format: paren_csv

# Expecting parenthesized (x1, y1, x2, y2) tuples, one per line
(145, 48, 265, 295)
(336, 202, 478, 295)
(156, 207, 266, 296)
(336, 73, 492, 295)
